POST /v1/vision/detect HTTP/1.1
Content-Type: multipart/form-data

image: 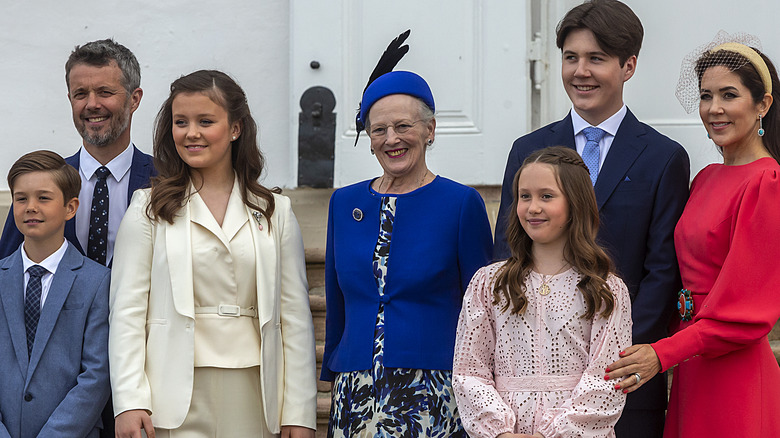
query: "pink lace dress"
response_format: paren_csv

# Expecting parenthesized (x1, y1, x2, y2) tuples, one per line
(453, 262, 632, 438)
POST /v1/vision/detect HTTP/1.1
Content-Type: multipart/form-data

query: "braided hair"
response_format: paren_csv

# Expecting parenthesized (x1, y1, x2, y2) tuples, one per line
(493, 146, 616, 318)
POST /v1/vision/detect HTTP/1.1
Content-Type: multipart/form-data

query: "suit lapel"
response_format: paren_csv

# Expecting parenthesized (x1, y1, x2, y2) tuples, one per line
(246, 201, 277, 327)
(0, 251, 31, 373)
(594, 110, 647, 210)
(549, 114, 577, 149)
(166, 200, 194, 318)
(64, 152, 85, 254)
(64, 220, 82, 254)
(127, 145, 154, 204)
(27, 245, 82, 375)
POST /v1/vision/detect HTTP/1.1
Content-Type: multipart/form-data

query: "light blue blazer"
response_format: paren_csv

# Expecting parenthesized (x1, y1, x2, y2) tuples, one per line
(0, 243, 111, 438)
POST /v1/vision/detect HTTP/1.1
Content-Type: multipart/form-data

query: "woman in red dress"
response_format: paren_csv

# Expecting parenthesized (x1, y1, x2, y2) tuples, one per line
(604, 31, 780, 437)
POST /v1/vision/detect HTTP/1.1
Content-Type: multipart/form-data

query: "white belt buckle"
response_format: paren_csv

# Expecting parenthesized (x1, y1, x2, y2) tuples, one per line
(217, 304, 241, 317)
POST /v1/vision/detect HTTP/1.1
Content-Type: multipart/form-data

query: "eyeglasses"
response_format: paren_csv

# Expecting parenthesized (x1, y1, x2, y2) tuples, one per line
(367, 120, 425, 140)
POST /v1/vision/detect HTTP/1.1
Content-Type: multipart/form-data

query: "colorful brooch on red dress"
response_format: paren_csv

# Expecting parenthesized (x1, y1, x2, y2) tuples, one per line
(677, 289, 693, 321)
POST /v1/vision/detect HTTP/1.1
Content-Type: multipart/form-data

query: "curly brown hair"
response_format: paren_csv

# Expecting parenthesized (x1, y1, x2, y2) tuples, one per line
(493, 146, 616, 319)
(147, 70, 279, 226)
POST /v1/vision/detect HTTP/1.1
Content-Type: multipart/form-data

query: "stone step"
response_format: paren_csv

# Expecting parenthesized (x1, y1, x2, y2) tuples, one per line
(771, 317, 779, 360)
(305, 249, 330, 437)
(769, 320, 780, 341)
(316, 393, 331, 437)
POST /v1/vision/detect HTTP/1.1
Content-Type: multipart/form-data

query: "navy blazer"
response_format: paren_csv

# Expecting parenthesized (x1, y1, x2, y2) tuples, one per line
(494, 110, 690, 411)
(320, 177, 493, 380)
(0, 146, 155, 259)
(0, 244, 111, 438)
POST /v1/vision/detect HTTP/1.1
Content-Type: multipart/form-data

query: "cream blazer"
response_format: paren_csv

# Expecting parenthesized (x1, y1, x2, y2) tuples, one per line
(108, 188, 317, 432)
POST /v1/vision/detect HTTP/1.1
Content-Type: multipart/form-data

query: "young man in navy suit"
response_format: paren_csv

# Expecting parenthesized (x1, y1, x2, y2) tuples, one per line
(493, 1, 690, 437)
(0, 39, 155, 265)
(0, 151, 111, 438)
(0, 38, 155, 438)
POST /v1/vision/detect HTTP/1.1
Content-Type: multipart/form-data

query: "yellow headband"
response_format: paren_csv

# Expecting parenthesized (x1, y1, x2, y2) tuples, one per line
(711, 42, 772, 94)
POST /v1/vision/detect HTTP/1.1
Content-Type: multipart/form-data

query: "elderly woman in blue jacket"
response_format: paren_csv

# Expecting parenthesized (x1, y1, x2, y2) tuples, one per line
(320, 33, 493, 438)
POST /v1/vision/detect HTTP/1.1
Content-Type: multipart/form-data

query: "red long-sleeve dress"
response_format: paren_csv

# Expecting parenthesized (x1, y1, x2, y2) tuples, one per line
(652, 157, 780, 437)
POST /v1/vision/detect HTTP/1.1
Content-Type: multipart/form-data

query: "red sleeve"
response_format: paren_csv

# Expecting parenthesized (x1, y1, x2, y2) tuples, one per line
(653, 169, 780, 370)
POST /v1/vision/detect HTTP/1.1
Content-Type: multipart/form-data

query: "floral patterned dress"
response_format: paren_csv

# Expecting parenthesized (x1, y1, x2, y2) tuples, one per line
(328, 196, 466, 437)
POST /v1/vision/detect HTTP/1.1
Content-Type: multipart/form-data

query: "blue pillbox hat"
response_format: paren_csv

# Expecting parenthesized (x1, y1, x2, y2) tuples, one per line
(357, 71, 435, 127)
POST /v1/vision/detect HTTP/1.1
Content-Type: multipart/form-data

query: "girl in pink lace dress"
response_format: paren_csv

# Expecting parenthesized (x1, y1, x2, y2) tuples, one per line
(453, 147, 632, 438)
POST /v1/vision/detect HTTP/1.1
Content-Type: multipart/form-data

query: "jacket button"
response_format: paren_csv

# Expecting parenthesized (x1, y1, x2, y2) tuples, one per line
(24, 393, 32, 401)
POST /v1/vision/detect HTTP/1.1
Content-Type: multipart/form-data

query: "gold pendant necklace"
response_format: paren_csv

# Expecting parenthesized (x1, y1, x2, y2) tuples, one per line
(536, 262, 570, 296)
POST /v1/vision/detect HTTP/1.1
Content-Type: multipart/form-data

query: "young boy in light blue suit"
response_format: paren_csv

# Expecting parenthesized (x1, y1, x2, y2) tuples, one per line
(0, 150, 110, 438)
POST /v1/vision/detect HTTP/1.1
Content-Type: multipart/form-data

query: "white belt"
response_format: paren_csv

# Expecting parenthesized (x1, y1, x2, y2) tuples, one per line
(495, 375, 580, 392)
(194, 304, 257, 318)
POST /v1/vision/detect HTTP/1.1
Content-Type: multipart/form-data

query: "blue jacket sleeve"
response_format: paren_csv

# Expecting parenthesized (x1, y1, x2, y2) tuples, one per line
(494, 142, 523, 261)
(0, 414, 11, 438)
(321, 191, 344, 382)
(0, 207, 23, 260)
(459, 188, 494, 292)
(37, 269, 111, 437)
(631, 147, 689, 344)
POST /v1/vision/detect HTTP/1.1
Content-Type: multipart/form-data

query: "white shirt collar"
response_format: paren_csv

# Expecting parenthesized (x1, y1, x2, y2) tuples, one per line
(571, 105, 627, 137)
(79, 142, 135, 182)
(22, 239, 69, 275)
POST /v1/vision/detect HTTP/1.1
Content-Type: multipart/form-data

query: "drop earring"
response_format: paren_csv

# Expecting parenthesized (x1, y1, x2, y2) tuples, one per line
(758, 114, 765, 137)
(707, 131, 711, 139)
(370, 147, 375, 155)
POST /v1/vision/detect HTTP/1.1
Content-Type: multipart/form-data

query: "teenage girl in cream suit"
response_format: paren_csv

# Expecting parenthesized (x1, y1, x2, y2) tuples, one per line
(108, 70, 317, 438)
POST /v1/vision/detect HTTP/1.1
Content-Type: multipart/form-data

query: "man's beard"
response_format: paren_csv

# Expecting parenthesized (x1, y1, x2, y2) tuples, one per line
(79, 104, 131, 147)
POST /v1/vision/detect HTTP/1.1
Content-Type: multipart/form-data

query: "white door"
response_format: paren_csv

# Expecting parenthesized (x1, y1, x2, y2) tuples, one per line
(291, 0, 532, 187)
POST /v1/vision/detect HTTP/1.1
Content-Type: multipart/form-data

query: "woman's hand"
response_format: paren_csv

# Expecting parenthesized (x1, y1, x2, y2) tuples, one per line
(115, 409, 155, 438)
(281, 425, 315, 438)
(604, 344, 662, 393)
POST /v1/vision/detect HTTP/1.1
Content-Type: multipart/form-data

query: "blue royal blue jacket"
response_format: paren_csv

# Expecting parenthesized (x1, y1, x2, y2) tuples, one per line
(320, 176, 493, 380)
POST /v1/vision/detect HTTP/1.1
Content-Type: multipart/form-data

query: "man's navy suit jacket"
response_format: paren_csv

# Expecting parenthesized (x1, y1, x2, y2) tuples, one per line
(0, 146, 155, 260)
(0, 243, 111, 438)
(494, 109, 690, 411)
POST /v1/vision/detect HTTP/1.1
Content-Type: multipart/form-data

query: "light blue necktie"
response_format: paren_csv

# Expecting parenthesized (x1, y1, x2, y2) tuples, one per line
(582, 127, 606, 186)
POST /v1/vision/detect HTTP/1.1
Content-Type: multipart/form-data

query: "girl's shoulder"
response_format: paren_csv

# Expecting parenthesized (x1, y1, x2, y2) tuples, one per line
(483, 260, 509, 277)
(605, 273, 630, 300)
(468, 261, 507, 288)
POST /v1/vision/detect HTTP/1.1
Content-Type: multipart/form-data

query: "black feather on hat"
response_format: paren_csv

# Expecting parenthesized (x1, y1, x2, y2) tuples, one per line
(354, 29, 411, 146)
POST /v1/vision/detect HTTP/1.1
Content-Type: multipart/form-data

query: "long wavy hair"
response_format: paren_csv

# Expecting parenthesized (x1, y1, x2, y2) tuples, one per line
(148, 70, 279, 226)
(493, 146, 615, 319)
